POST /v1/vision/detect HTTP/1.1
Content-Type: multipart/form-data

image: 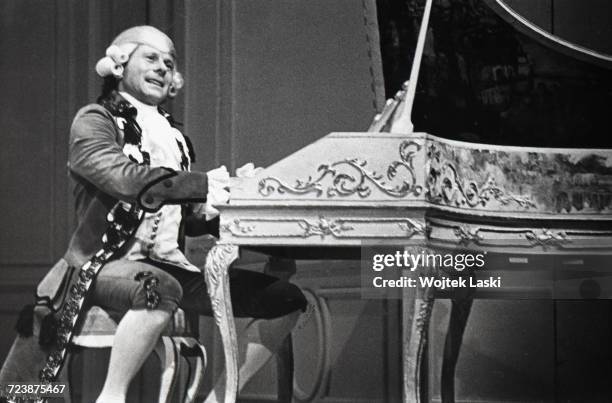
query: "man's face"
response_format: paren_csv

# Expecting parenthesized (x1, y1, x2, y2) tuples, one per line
(118, 44, 176, 105)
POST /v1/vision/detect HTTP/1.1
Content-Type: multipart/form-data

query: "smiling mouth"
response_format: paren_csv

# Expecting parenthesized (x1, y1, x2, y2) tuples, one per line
(146, 78, 164, 87)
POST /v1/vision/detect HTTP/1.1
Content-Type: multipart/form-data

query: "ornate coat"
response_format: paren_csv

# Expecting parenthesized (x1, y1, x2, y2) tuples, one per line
(0, 91, 214, 383)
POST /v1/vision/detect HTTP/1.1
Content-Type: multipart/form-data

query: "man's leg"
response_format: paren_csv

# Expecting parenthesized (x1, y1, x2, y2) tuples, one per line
(170, 264, 307, 402)
(204, 311, 300, 403)
(97, 309, 172, 403)
(89, 260, 183, 403)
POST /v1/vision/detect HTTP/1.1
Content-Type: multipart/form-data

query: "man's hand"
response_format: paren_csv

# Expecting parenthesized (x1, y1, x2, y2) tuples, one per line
(203, 166, 230, 220)
(198, 164, 262, 220)
(235, 162, 263, 178)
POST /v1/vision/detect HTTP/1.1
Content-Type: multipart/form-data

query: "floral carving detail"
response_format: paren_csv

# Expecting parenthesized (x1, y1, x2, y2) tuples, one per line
(298, 217, 354, 238)
(398, 219, 428, 238)
(426, 143, 536, 209)
(258, 140, 423, 198)
(220, 219, 254, 234)
(453, 226, 483, 244)
(524, 229, 570, 247)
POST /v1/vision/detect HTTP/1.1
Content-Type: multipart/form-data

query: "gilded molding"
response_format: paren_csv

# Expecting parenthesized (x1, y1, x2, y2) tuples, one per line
(427, 221, 605, 249)
(258, 140, 424, 198)
(220, 217, 428, 239)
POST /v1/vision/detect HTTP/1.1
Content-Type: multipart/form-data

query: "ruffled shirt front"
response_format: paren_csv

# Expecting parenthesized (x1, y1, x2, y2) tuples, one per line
(120, 92, 199, 272)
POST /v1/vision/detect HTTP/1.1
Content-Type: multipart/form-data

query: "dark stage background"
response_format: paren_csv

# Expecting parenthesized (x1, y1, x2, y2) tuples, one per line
(1, 1, 612, 401)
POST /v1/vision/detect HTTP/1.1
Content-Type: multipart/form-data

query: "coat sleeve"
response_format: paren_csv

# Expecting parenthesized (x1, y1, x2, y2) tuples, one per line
(69, 104, 208, 211)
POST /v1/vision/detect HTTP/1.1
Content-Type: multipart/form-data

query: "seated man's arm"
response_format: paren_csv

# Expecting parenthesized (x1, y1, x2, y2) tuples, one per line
(69, 105, 209, 212)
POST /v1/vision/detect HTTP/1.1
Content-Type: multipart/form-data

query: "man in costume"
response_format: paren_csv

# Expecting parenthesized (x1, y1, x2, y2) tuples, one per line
(0, 25, 306, 403)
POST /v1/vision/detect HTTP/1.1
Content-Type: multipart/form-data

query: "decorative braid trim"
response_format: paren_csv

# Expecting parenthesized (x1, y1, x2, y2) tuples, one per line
(39, 203, 143, 382)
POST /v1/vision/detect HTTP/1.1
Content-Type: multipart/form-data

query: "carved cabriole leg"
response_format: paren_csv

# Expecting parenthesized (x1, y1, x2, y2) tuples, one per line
(441, 276, 475, 403)
(403, 246, 436, 403)
(204, 244, 240, 403)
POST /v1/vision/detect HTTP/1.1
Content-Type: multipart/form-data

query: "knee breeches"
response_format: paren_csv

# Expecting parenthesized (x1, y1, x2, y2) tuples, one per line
(89, 258, 307, 320)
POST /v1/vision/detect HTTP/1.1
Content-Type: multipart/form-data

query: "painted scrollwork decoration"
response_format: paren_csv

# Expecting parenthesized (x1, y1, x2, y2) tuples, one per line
(258, 140, 423, 198)
(426, 143, 536, 209)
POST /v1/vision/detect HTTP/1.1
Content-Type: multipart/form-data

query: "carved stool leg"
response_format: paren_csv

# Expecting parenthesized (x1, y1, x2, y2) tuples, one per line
(172, 337, 207, 403)
(155, 336, 178, 403)
(441, 286, 474, 403)
(204, 244, 240, 403)
(403, 276, 435, 403)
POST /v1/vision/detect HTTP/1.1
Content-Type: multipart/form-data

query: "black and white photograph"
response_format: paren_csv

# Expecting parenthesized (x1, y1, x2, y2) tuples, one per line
(1, 0, 611, 402)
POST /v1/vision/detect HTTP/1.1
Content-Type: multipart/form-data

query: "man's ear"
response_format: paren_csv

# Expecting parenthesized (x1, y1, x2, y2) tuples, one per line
(168, 84, 179, 98)
(168, 71, 184, 99)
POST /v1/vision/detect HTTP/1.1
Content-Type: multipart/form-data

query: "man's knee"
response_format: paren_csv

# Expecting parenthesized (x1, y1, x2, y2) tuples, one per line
(93, 260, 184, 315)
(131, 269, 183, 313)
(260, 281, 307, 318)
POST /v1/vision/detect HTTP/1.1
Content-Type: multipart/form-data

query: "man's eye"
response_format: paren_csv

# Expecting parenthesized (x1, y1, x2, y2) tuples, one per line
(165, 62, 175, 70)
(146, 55, 157, 61)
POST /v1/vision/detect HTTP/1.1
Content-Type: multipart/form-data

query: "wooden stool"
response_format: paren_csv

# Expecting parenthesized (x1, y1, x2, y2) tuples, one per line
(62, 306, 206, 403)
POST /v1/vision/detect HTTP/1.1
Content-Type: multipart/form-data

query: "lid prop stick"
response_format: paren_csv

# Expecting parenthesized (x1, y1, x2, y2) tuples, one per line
(390, 0, 433, 134)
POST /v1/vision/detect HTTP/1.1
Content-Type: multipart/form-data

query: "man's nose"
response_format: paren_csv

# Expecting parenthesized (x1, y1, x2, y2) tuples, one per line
(155, 62, 168, 76)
